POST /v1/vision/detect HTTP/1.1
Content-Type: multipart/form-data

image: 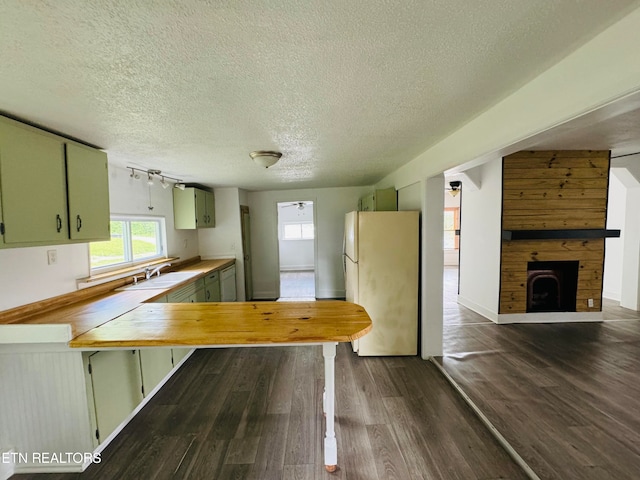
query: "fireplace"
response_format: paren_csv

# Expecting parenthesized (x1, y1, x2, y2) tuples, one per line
(527, 261, 579, 313)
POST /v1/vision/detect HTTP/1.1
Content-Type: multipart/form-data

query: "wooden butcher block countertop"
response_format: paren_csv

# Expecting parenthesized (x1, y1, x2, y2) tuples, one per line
(69, 301, 373, 348)
(0, 258, 235, 340)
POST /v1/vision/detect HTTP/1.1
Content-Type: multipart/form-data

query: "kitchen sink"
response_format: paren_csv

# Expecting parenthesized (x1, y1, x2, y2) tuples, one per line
(118, 271, 201, 290)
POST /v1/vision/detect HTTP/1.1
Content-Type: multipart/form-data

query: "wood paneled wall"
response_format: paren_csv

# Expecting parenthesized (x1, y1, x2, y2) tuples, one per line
(499, 151, 610, 314)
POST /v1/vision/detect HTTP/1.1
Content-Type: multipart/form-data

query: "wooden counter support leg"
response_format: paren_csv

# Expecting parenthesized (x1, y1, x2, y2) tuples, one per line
(323, 342, 338, 472)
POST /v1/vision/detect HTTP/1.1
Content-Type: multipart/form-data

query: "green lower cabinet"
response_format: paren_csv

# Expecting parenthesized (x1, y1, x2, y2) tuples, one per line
(85, 350, 143, 445)
(172, 348, 192, 366)
(204, 271, 221, 302)
(139, 349, 174, 397)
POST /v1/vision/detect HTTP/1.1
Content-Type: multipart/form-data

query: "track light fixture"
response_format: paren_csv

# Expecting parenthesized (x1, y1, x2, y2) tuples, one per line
(127, 167, 183, 189)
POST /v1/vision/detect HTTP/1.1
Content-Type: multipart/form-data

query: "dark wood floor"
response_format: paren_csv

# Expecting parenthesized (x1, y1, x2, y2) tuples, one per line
(440, 268, 640, 480)
(14, 343, 526, 480)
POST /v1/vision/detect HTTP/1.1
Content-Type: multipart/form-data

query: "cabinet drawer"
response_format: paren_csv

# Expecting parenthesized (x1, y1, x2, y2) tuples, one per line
(166, 282, 198, 302)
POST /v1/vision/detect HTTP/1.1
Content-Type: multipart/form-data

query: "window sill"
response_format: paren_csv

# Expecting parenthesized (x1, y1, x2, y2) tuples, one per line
(77, 257, 179, 288)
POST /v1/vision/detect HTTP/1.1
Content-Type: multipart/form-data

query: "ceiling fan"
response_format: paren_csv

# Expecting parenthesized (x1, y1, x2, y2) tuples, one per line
(282, 201, 311, 210)
(446, 181, 462, 197)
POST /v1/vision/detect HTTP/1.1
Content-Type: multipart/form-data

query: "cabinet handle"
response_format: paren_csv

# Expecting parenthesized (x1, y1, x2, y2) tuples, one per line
(56, 214, 62, 233)
(76, 215, 82, 232)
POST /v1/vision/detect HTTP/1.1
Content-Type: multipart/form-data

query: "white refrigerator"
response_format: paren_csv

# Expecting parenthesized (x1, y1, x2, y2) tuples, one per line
(343, 210, 419, 356)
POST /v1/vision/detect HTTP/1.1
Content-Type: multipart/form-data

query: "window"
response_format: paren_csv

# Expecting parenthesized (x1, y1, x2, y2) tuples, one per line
(444, 207, 460, 250)
(90, 216, 165, 271)
(282, 222, 315, 240)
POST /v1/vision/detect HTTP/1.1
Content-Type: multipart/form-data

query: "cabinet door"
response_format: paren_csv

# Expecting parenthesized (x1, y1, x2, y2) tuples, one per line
(204, 190, 215, 227)
(0, 120, 67, 244)
(173, 187, 197, 229)
(195, 188, 207, 228)
(205, 272, 221, 302)
(373, 188, 398, 211)
(87, 350, 143, 443)
(139, 349, 173, 397)
(172, 348, 192, 367)
(66, 143, 110, 241)
(360, 194, 374, 212)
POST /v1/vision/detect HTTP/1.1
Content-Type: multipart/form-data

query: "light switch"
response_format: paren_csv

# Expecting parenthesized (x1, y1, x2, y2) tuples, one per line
(47, 249, 57, 265)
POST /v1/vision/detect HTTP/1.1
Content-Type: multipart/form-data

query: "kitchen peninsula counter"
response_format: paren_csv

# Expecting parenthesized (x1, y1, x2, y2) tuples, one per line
(69, 301, 371, 348)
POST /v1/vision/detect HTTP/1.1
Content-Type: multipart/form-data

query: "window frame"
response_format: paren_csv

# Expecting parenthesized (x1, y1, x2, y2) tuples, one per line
(89, 215, 167, 273)
(444, 207, 460, 250)
(281, 221, 315, 241)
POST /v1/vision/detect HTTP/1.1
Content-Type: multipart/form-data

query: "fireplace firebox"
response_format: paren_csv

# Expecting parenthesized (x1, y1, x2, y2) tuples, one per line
(526, 261, 579, 313)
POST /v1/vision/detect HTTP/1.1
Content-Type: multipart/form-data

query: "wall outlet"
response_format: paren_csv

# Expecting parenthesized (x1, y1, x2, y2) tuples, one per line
(588, 298, 594, 307)
(47, 249, 57, 265)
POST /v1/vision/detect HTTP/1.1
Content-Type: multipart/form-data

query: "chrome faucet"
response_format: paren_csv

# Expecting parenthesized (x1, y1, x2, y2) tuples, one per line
(144, 263, 172, 280)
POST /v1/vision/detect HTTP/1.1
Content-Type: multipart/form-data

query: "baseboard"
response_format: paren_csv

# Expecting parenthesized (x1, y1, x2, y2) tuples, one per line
(602, 291, 621, 302)
(496, 311, 603, 324)
(430, 359, 542, 480)
(457, 295, 498, 323)
(279, 266, 314, 272)
(317, 289, 345, 299)
(252, 291, 278, 300)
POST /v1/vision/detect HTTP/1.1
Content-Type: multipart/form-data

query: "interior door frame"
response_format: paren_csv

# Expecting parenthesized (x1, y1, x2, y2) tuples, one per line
(240, 205, 252, 301)
(275, 198, 318, 299)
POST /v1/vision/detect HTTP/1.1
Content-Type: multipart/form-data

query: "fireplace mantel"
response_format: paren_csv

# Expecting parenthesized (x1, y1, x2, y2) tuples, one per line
(502, 229, 621, 241)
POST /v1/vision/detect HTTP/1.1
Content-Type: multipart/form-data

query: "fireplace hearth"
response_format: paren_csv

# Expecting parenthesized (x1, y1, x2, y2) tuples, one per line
(527, 261, 579, 313)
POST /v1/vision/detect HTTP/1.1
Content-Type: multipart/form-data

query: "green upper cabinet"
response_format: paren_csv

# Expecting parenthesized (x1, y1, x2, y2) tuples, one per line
(66, 143, 110, 241)
(0, 119, 68, 245)
(358, 188, 397, 211)
(173, 187, 215, 229)
(0, 116, 110, 248)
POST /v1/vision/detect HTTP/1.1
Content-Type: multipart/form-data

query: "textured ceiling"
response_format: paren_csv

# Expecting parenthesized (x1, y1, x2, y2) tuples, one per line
(1, 0, 639, 190)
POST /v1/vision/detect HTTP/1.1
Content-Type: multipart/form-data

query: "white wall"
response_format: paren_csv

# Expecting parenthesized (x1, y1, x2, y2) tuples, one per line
(397, 182, 421, 211)
(277, 203, 315, 271)
(198, 187, 246, 300)
(248, 186, 370, 299)
(603, 172, 626, 301)
(0, 164, 199, 311)
(457, 158, 502, 321)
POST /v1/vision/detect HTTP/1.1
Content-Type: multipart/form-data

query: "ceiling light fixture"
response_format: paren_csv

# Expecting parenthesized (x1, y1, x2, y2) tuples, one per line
(175, 183, 186, 190)
(160, 177, 170, 189)
(250, 150, 282, 168)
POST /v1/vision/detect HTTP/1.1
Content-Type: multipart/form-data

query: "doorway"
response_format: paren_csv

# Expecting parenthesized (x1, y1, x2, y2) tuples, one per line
(277, 201, 316, 300)
(240, 205, 253, 301)
(444, 180, 462, 325)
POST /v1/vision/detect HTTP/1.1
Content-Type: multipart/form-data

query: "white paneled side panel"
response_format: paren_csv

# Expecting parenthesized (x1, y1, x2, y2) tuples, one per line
(0, 351, 93, 473)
